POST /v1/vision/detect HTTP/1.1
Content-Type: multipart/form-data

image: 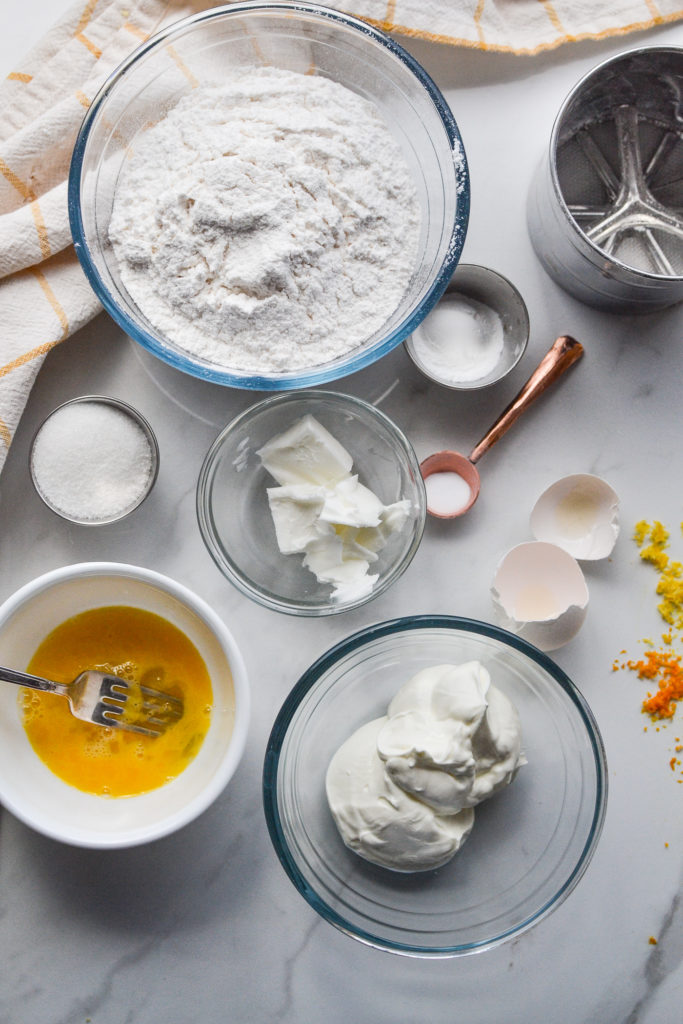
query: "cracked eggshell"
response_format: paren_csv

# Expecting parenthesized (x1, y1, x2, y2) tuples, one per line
(530, 474, 619, 560)
(491, 541, 589, 652)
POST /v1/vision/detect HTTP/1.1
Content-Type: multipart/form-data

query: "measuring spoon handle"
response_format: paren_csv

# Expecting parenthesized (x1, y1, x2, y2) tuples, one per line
(468, 335, 584, 465)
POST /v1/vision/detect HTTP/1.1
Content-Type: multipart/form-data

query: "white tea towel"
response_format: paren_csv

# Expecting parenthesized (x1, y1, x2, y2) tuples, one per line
(352, 1, 683, 55)
(1, 0, 680, 475)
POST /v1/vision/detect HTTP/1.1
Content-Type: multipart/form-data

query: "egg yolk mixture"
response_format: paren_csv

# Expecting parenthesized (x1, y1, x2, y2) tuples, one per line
(20, 605, 213, 798)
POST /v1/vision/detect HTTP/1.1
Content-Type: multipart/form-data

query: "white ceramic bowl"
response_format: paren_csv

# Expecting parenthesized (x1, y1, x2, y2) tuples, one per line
(0, 563, 250, 848)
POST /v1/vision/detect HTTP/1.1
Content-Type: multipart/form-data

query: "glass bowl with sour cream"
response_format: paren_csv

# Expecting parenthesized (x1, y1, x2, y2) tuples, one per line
(263, 615, 607, 956)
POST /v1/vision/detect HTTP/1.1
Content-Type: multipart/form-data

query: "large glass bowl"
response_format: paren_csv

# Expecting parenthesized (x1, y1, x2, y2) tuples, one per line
(263, 616, 607, 956)
(196, 391, 426, 615)
(68, 2, 469, 389)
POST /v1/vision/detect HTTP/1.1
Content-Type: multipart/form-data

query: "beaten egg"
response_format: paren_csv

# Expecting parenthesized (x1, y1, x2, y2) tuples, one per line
(20, 605, 212, 797)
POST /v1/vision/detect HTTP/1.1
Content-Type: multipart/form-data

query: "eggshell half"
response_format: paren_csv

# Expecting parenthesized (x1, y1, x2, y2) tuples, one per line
(530, 474, 619, 560)
(491, 541, 589, 652)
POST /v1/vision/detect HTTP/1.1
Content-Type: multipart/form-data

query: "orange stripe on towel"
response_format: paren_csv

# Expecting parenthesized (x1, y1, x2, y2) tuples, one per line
(377, 0, 397, 32)
(0, 158, 36, 203)
(75, 32, 102, 59)
(30, 201, 51, 260)
(75, 0, 99, 35)
(474, 0, 487, 44)
(0, 415, 11, 451)
(644, 0, 664, 20)
(73, 0, 102, 58)
(29, 268, 69, 342)
(347, 11, 683, 55)
(123, 21, 150, 42)
(165, 45, 199, 88)
(539, 1, 569, 38)
(0, 337, 61, 381)
(7, 71, 32, 83)
(0, 162, 51, 257)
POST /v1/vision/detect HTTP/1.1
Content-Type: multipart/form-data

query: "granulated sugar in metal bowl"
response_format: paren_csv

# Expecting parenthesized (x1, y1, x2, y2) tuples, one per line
(30, 399, 157, 524)
(108, 66, 421, 374)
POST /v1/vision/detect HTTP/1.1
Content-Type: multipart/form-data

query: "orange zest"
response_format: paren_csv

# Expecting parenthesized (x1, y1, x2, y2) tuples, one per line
(626, 649, 683, 720)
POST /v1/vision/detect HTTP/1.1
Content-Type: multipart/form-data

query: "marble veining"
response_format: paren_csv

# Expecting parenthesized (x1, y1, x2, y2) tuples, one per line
(1, 8, 683, 1024)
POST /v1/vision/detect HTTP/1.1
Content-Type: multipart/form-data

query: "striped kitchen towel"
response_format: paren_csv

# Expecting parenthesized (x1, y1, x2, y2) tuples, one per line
(352, 1, 683, 54)
(1, 0, 681, 475)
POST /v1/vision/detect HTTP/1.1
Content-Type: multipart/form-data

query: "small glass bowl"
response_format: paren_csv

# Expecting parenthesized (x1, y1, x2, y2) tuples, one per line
(263, 615, 607, 956)
(30, 396, 159, 525)
(68, 2, 469, 390)
(196, 391, 426, 616)
(405, 264, 529, 390)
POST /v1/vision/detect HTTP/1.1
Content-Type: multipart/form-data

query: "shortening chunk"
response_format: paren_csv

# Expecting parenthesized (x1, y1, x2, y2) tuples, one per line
(258, 415, 414, 603)
(265, 484, 327, 554)
(257, 414, 353, 487)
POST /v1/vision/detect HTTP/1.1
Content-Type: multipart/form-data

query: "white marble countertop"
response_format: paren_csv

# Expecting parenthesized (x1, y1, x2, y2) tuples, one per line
(1, 5, 683, 1023)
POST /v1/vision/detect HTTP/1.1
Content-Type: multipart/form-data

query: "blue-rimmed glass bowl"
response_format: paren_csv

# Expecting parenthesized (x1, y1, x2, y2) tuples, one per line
(68, 2, 469, 390)
(263, 616, 607, 957)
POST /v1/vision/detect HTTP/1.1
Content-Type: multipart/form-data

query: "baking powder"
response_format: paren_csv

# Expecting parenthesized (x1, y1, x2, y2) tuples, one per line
(411, 292, 505, 384)
(109, 67, 421, 373)
(424, 471, 472, 516)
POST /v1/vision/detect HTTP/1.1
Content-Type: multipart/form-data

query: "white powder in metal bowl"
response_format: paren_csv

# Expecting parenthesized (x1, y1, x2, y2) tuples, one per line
(30, 400, 156, 523)
(108, 66, 421, 374)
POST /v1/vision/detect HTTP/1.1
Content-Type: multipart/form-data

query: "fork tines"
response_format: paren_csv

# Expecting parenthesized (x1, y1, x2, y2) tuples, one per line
(139, 684, 184, 724)
(98, 676, 184, 736)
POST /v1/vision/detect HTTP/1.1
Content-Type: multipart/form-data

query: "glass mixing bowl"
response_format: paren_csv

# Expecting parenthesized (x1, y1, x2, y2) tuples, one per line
(263, 616, 607, 956)
(196, 391, 426, 615)
(69, 2, 469, 389)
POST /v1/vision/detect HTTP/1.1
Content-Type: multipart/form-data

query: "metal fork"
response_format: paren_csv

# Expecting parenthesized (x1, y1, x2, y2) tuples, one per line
(1, 665, 184, 737)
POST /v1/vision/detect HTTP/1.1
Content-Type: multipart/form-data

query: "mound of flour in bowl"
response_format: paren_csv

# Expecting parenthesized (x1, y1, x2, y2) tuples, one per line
(108, 66, 421, 373)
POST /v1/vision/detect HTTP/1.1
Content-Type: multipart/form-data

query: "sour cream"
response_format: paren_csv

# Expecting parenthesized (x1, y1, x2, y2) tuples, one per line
(325, 662, 526, 872)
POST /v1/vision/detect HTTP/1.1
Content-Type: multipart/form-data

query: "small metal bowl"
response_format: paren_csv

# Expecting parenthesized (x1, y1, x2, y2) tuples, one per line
(30, 396, 159, 525)
(404, 264, 529, 390)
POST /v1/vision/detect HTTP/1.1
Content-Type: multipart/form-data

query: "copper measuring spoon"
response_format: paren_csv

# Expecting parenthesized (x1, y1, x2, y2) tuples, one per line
(420, 335, 584, 519)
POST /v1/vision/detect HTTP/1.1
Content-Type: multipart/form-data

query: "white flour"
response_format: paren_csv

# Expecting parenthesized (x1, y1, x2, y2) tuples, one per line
(109, 67, 421, 373)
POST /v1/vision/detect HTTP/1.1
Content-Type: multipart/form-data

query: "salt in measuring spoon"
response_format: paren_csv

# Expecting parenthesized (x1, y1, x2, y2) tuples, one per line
(420, 335, 584, 519)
